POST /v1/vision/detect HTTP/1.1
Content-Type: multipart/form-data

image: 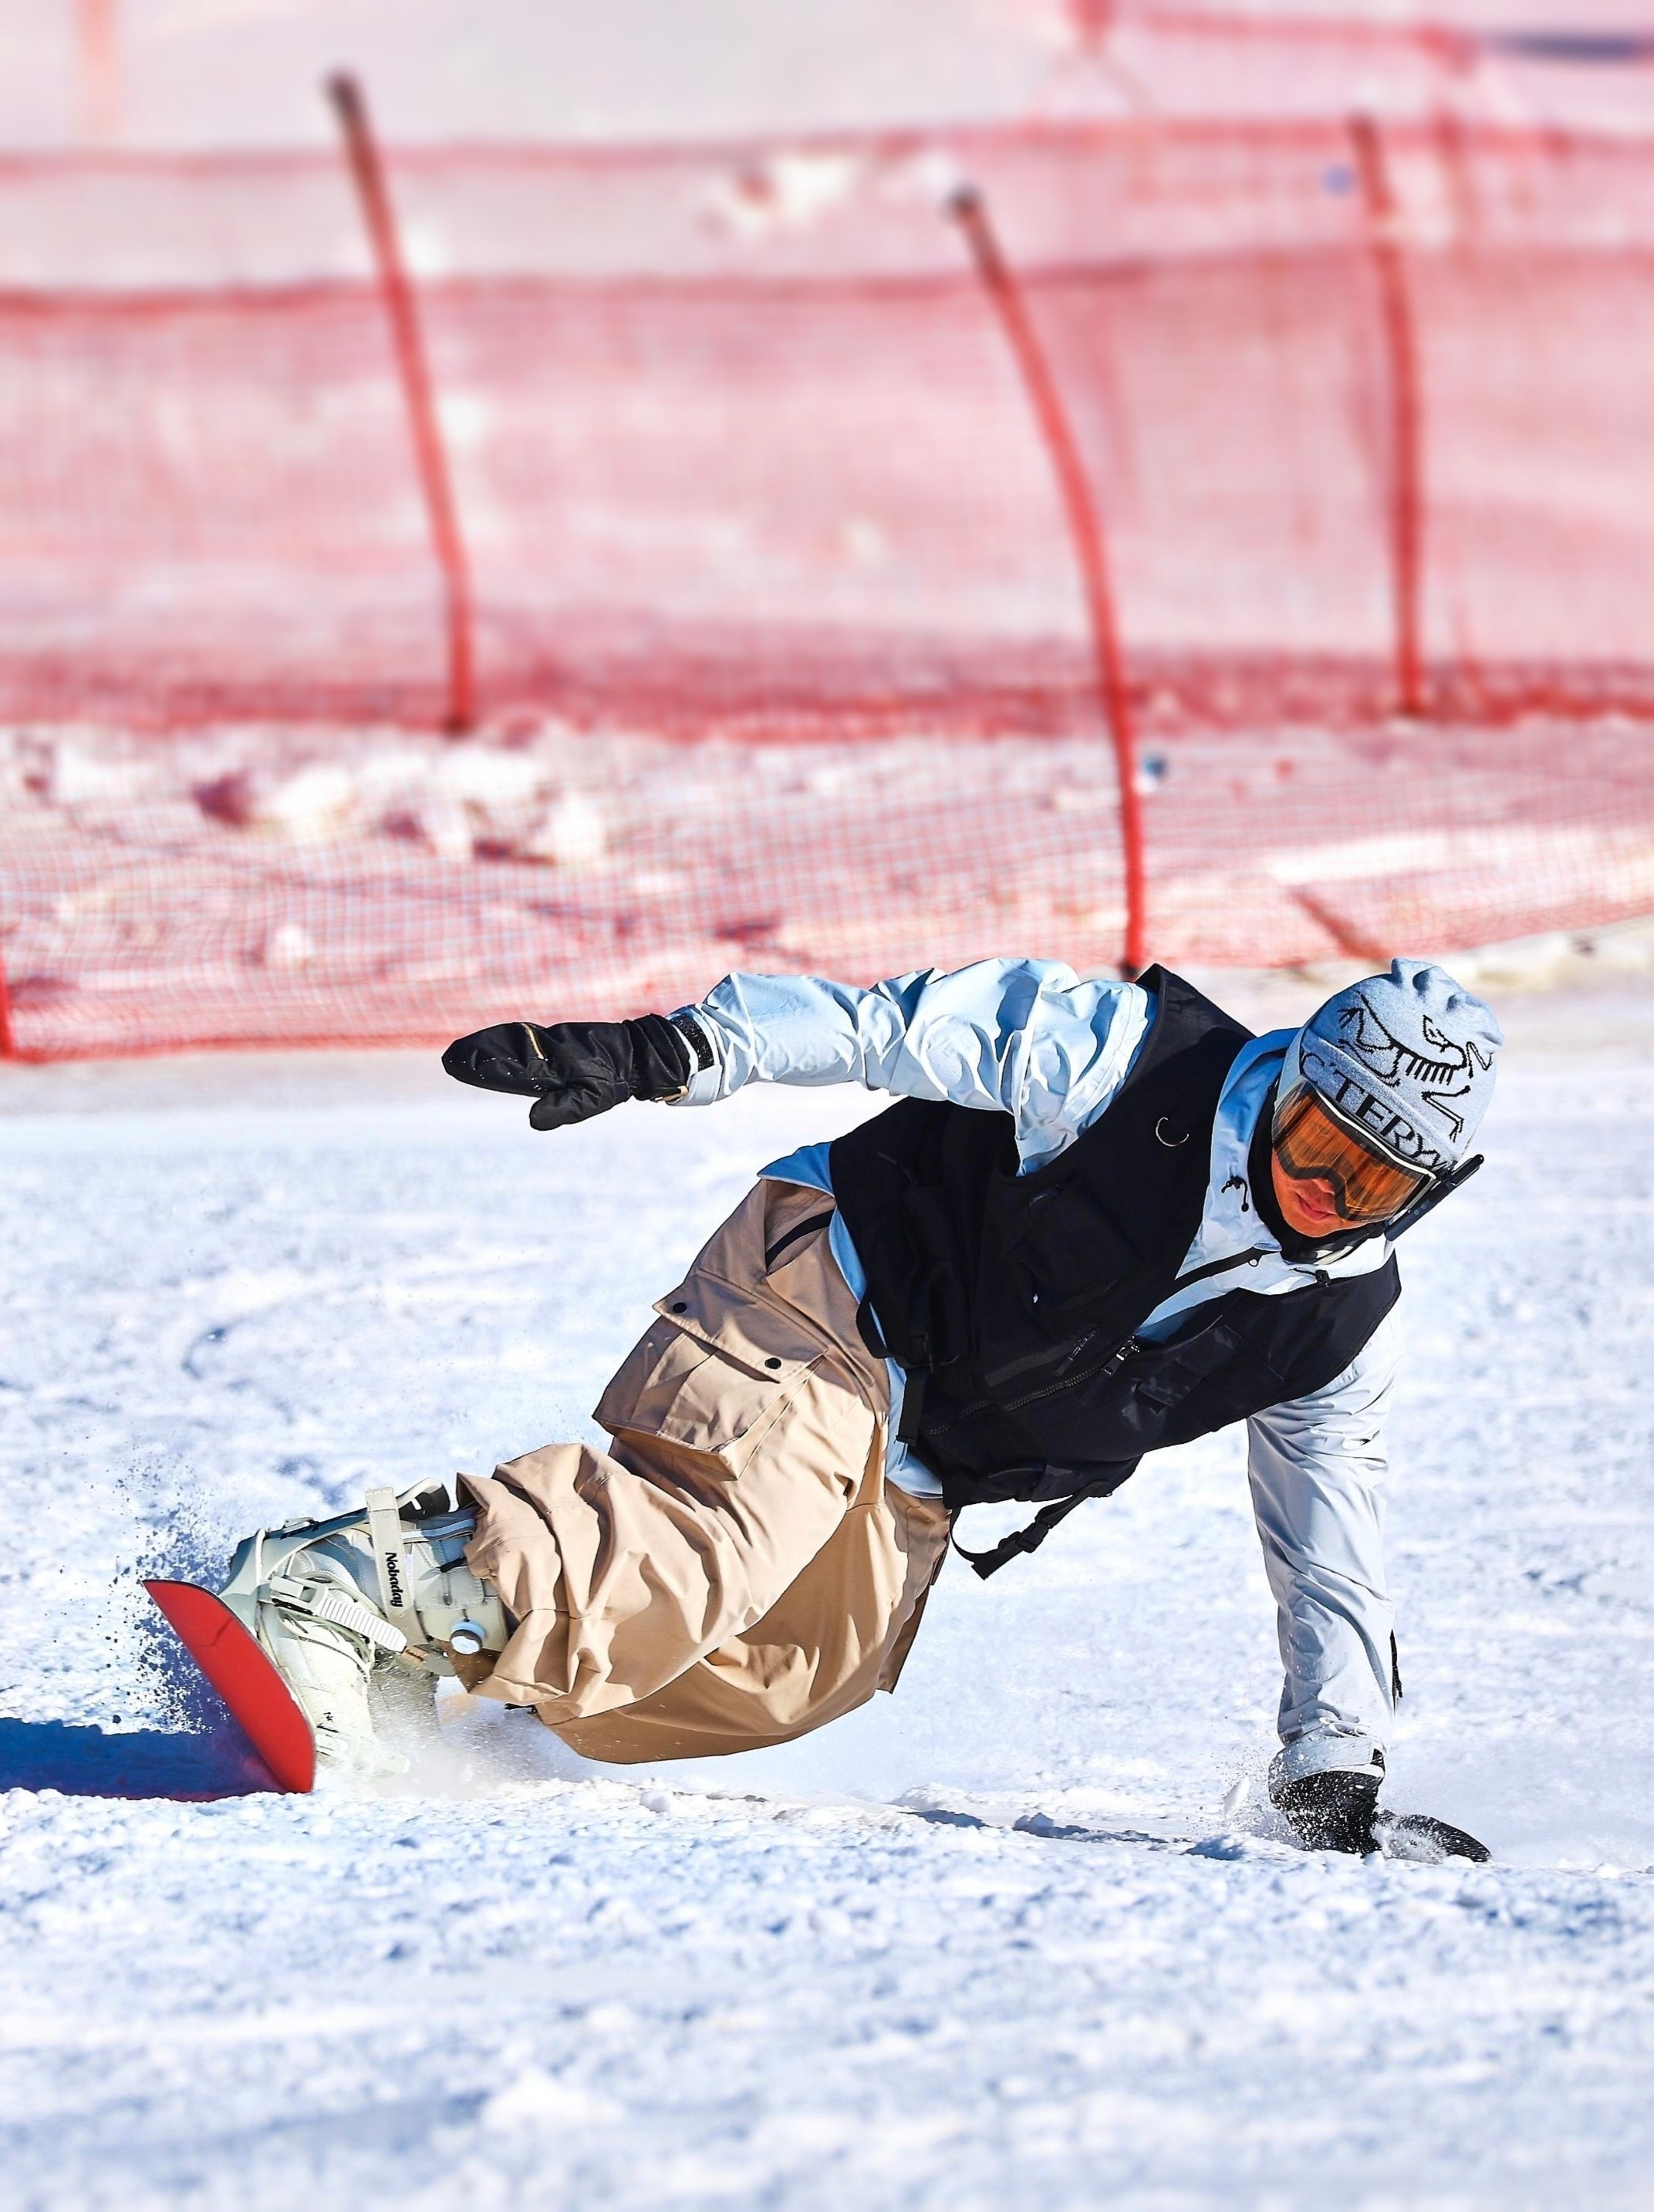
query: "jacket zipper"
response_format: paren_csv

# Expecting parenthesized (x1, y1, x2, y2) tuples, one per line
(995, 1332, 1142, 1415)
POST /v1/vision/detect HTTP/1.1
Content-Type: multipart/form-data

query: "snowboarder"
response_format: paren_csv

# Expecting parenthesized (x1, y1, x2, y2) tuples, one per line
(214, 956, 1501, 1856)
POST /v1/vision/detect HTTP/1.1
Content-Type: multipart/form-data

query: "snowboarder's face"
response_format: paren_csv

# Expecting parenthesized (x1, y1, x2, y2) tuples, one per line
(1270, 1079, 1434, 1235)
(1269, 1148, 1349, 1238)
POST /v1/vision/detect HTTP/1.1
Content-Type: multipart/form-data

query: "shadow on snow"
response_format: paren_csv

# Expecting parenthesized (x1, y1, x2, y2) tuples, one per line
(0, 1715, 276, 1799)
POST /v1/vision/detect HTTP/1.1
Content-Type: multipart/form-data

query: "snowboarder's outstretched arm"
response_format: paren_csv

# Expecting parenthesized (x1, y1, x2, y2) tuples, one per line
(445, 961, 1153, 1169)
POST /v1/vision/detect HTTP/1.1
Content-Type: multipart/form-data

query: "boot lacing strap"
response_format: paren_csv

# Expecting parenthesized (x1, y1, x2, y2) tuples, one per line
(366, 1486, 427, 1648)
(265, 1572, 408, 1656)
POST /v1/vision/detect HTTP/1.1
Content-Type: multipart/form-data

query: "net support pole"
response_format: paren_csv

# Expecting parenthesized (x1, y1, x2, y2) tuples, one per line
(1352, 113, 1426, 719)
(76, 0, 120, 143)
(950, 183, 1146, 979)
(327, 71, 476, 734)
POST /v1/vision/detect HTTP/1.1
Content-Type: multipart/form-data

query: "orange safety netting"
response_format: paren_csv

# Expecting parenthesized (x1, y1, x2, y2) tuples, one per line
(4, 115, 1654, 1057)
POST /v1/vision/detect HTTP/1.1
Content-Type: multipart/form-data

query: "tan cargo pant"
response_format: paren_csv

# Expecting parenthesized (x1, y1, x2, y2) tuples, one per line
(461, 1178, 952, 1763)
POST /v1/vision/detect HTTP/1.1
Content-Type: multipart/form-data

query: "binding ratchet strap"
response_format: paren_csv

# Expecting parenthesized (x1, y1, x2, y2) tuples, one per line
(366, 1486, 426, 1647)
(266, 1573, 407, 1655)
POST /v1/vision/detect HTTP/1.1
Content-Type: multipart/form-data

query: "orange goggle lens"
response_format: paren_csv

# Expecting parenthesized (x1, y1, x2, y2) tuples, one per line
(1271, 1084, 1433, 1224)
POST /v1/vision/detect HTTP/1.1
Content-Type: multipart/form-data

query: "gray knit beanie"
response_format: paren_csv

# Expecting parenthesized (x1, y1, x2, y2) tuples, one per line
(1283, 959, 1504, 1175)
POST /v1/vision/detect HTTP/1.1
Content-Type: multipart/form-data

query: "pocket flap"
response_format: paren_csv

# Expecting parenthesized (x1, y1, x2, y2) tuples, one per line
(1130, 1314, 1245, 1412)
(653, 1272, 823, 1384)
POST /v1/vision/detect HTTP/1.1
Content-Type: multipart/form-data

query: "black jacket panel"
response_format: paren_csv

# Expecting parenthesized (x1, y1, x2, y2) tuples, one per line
(831, 967, 1251, 1381)
(916, 1253, 1401, 1507)
(829, 966, 1401, 1511)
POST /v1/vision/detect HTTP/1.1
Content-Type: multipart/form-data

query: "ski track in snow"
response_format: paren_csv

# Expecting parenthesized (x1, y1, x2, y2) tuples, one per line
(2, 1031, 1652, 2209)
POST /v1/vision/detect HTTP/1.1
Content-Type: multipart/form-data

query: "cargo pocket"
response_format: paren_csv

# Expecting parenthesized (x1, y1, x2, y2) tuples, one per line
(593, 1268, 829, 1476)
(1130, 1312, 1246, 1415)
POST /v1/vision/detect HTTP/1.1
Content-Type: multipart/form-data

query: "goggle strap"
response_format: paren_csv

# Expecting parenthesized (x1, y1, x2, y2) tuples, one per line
(1382, 1152, 1484, 1243)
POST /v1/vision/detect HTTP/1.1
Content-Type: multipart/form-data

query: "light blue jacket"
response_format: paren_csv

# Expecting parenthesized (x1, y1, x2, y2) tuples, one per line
(671, 959, 1399, 1777)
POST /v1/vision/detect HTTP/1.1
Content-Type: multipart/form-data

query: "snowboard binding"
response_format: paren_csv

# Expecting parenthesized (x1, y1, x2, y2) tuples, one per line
(148, 1479, 508, 1789)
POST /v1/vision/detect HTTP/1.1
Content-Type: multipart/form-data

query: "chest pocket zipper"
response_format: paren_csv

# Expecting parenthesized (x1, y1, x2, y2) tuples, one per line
(927, 1246, 1269, 1438)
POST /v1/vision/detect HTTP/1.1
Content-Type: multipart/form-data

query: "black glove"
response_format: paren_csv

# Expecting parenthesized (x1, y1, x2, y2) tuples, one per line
(1273, 1769, 1380, 1855)
(441, 1013, 692, 1131)
(1273, 1769, 1492, 1863)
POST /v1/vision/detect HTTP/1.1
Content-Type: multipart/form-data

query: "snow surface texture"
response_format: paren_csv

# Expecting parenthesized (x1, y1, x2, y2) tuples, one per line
(2, 987, 1652, 2210)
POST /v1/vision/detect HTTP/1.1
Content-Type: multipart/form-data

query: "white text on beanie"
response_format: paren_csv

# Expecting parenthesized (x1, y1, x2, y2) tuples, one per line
(1290, 960, 1504, 1175)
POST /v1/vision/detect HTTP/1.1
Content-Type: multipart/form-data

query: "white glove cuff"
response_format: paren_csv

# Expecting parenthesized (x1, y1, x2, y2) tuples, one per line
(664, 1008, 724, 1107)
(1270, 1730, 1386, 1799)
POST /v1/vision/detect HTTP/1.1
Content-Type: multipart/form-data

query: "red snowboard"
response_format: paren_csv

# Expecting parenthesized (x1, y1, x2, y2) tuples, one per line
(144, 1580, 316, 1794)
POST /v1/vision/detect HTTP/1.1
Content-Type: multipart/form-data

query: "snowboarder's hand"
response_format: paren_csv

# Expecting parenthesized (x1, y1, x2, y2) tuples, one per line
(441, 1015, 692, 1130)
(1271, 1769, 1492, 1862)
(1272, 1768, 1380, 1854)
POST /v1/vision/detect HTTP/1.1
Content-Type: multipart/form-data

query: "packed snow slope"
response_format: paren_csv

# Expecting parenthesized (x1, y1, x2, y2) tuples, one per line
(2, 980, 1652, 2211)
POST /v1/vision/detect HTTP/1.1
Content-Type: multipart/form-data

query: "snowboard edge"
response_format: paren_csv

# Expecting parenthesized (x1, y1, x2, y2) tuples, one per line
(144, 1579, 316, 1795)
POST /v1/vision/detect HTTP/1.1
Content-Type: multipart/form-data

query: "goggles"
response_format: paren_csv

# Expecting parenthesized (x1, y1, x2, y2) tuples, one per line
(1271, 1081, 1437, 1225)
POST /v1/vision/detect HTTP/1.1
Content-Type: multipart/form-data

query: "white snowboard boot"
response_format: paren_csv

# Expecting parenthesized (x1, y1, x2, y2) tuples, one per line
(216, 1482, 509, 1775)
